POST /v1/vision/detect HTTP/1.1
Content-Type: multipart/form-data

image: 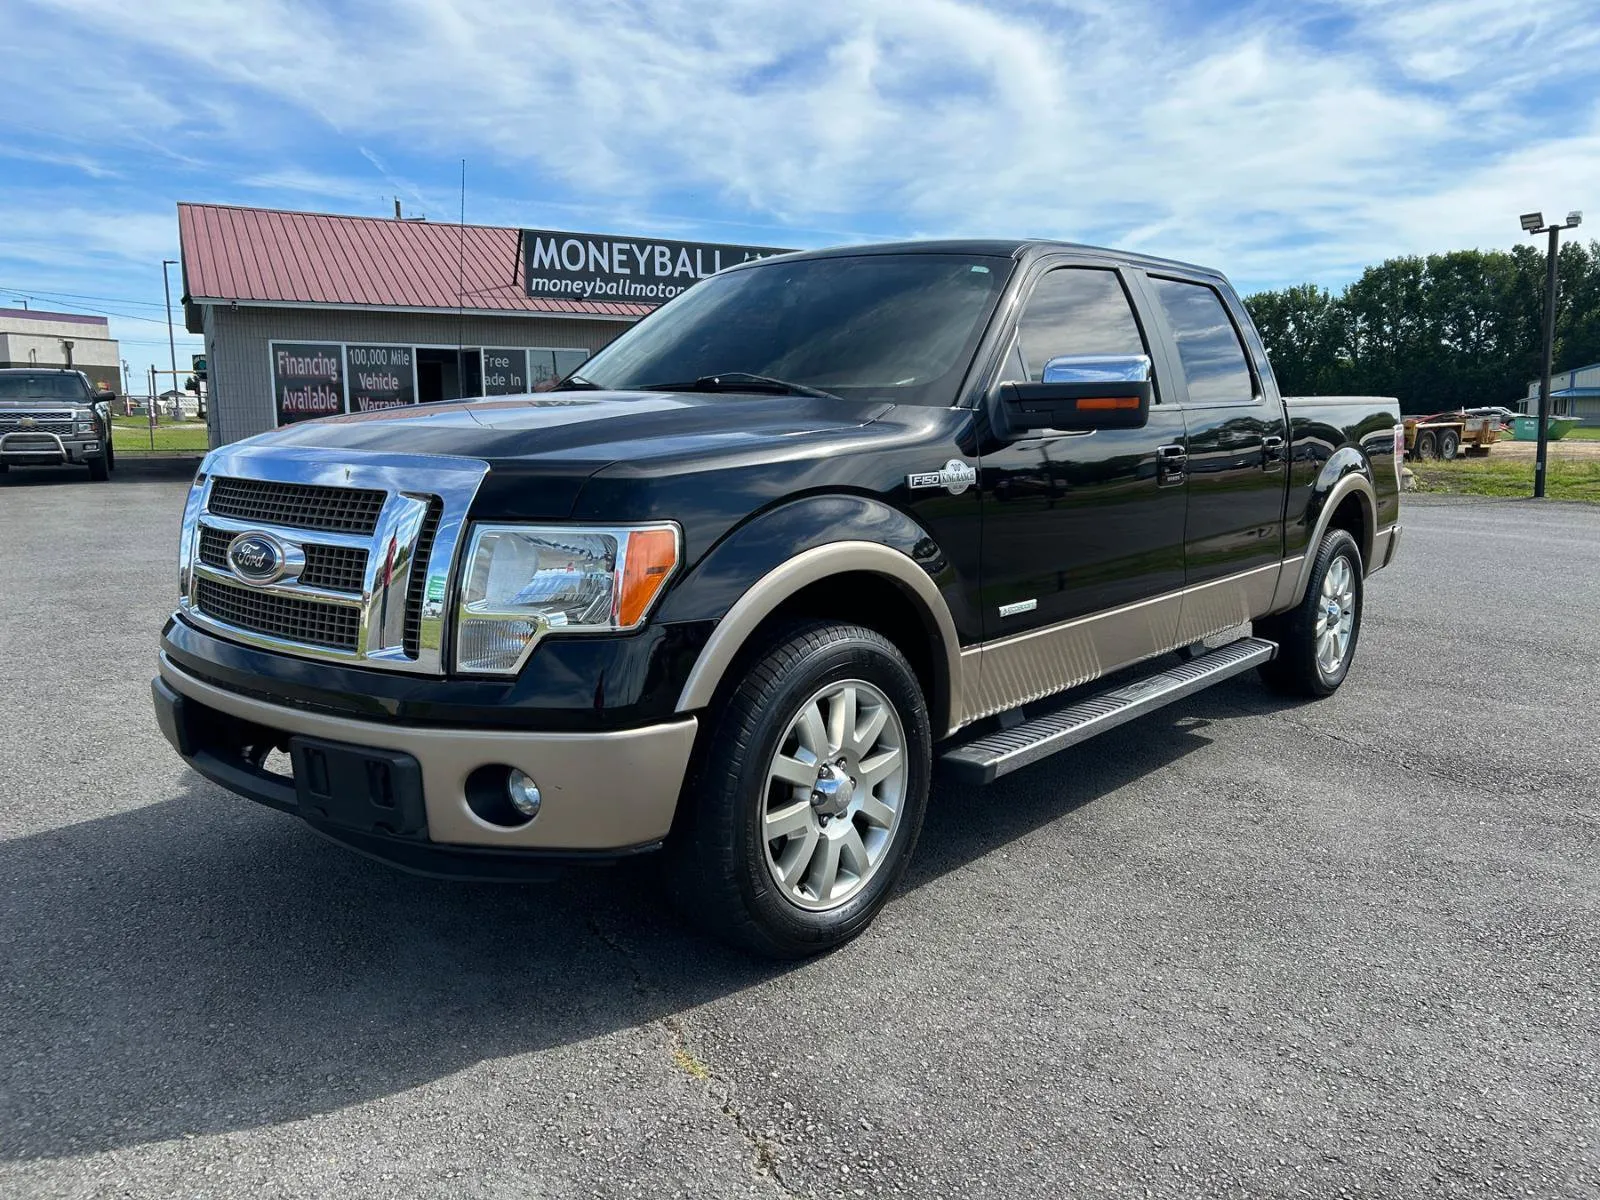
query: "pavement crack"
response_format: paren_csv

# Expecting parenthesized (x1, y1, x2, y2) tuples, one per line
(669, 1015, 802, 1200)
(585, 913, 652, 1000)
(586, 916, 800, 1197)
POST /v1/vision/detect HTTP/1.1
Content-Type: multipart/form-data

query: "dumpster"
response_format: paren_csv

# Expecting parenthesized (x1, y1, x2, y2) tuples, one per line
(1512, 416, 1582, 441)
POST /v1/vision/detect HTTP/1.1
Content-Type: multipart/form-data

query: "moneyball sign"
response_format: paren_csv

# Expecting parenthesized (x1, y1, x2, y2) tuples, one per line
(272, 343, 344, 425)
(523, 229, 792, 305)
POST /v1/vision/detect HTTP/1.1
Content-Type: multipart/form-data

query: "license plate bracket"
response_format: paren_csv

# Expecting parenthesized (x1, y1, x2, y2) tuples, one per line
(288, 735, 427, 839)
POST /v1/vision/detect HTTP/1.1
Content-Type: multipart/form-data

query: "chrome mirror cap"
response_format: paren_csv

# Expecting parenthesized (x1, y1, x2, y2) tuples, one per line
(1041, 354, 1152, 385)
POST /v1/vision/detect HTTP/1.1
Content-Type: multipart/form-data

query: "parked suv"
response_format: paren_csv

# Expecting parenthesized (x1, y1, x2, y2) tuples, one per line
(0, 368, 115, 480)
(153, 240, 1402, 956)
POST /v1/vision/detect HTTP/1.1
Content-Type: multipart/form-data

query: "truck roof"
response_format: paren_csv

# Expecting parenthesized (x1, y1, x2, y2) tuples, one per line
(767, 238, 1225, 281)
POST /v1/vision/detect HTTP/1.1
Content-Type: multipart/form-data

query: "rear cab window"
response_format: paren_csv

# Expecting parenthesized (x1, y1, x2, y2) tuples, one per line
(1149, 278, 1257, 406)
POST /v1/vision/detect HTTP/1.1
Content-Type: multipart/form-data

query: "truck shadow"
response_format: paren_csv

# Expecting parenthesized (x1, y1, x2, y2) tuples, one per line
(0, 676, 1292, 1161)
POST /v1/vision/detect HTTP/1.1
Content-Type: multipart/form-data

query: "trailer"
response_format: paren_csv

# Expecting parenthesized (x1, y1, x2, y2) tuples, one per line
(1404, 412, 1501, 460)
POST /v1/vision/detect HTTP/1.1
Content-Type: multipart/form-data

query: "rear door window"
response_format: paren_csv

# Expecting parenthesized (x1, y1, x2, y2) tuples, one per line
(1150, 278, 1255, 406)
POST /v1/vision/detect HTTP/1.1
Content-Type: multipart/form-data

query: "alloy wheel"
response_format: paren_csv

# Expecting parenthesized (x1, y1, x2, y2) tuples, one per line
(1315, 555, 1357, 676)
(761, 679, 908, 912)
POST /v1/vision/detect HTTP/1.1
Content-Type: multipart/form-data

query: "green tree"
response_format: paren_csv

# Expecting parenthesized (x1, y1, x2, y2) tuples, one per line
(1246, 240, 1600, 415)
(1243, 284, 1349, 395)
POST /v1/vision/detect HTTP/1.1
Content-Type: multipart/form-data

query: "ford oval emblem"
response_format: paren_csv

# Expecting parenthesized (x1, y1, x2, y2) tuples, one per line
(227, 532, 286, 584)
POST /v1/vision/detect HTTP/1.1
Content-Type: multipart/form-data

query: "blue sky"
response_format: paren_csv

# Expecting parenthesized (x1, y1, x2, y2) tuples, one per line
(3, 0, 1598, 389)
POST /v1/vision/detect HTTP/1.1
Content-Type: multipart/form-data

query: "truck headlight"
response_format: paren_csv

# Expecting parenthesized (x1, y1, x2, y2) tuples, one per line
(74, 417, 97, 434)
(454, 523, 680, 674)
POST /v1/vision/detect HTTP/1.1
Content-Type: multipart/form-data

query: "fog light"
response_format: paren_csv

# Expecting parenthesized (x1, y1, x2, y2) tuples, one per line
(507, 769, 542, 818)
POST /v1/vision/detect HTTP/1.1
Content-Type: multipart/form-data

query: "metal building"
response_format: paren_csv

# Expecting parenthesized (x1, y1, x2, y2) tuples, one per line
(177, 205, 657, 447)
(0, 308, 122, 391)
(178, 204, 789, 448)
(1520, 362, 1600, 426)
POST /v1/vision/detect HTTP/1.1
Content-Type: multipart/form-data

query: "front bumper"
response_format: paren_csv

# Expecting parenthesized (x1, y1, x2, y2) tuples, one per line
(0, 431, 104, 465)
(153, 653, 698, 879)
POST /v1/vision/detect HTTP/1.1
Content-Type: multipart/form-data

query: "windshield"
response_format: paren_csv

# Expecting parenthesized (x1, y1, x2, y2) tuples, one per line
(0, 374, 90, 401)
(572, 253, 1012, 407)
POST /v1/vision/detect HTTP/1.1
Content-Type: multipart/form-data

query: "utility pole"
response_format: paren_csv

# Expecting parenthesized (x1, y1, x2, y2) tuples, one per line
(162, 258, 180, 421)
(1519, 210, 1583, 499)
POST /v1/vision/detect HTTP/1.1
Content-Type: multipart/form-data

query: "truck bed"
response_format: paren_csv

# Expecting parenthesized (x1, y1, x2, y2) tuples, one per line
(1281, 395, 1402, 560)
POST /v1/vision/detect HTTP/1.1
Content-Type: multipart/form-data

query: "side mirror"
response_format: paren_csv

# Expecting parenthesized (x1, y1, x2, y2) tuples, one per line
(996, 354, 1153, 435)
(95, 389, 116, 403)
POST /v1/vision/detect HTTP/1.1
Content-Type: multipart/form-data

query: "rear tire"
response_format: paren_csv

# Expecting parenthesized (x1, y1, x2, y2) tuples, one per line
(666, 620, 931, 958)
(1415, 429, 1438, 460)
(1439, 429, 1460, 460)
(1257, 529, 1364, 698)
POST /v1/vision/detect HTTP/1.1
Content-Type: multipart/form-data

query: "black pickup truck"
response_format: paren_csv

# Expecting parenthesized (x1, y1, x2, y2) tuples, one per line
(152, 240, 1401, 956)
(0, 368, 116, 480)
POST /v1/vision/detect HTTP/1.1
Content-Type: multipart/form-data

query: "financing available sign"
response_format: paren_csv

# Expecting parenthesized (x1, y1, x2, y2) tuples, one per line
(272, 342, 344, 425)
(522, 229, 792, 305)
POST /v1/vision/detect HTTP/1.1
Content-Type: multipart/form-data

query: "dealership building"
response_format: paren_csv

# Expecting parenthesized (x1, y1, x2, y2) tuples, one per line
(177, 203, 784, 447)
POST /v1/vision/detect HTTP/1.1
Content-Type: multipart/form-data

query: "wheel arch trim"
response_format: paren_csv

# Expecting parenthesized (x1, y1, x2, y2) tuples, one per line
(673, 540, 964, 737)
(1273, 470, 1378, 612)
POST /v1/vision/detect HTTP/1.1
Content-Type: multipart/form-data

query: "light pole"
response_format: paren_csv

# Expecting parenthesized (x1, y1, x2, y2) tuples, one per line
(162, 258, 180, 418)
(1519, 210, 1583, 499)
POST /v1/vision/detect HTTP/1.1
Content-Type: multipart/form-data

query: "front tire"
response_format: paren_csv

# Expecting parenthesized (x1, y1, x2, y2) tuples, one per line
(1257, 529, 1364, 697)
(87, 454, 110, 482)
(666, 621, 932, 958)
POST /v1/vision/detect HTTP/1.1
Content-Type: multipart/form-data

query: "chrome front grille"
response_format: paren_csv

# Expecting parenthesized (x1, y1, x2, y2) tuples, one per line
(403, 499, 444, 658)
(195, 576, 362, 650)
(300, 545, 369, 593)
(196, 525, 231, 569)
(207, 476, 386, 534)
(177, 446, 490, 675)
(198, 524, 369, 594)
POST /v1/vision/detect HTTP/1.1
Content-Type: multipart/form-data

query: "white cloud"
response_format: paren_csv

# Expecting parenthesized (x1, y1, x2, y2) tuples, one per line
(3, 0, 1598, 302)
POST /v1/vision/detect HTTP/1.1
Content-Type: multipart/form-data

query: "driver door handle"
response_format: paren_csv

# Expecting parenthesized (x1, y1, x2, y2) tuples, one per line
(1262, 434, 1286, 469)
(1156, 443, 1187, 487)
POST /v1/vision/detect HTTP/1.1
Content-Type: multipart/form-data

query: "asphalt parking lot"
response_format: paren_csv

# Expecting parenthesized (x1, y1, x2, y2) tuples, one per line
(1, 469, 1596, 1199)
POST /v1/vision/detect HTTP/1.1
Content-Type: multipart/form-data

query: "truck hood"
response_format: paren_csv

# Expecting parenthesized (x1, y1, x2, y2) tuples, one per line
(257, 390, 885, 464)
(0, 399, 91, 411)
(250, 390, 890, 521)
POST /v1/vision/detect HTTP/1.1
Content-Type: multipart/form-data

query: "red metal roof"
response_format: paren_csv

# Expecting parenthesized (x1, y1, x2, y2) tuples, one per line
(177, 203, 651, 321)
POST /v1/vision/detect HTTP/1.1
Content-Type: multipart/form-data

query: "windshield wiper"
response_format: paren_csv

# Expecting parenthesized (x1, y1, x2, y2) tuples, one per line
(639, 372, 844, 402)
(549, 374, 600, 391)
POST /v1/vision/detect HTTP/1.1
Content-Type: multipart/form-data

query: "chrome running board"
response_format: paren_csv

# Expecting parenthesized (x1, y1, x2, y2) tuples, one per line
(940, 637, 1277, 784)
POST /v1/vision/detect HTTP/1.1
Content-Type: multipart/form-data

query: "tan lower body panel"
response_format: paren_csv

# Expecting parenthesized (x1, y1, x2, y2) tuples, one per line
(159, 655, 696, 850)
(959, 563, 1282, 723)
(1371, 525, 1399, 572)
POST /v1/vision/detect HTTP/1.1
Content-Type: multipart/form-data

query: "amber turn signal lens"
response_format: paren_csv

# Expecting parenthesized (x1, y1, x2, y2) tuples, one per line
(1075, 396, 1141, 411)
(618, 528, 679, 627)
